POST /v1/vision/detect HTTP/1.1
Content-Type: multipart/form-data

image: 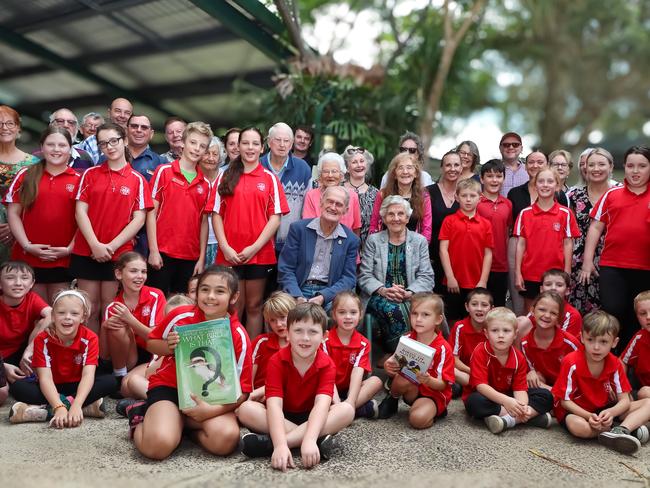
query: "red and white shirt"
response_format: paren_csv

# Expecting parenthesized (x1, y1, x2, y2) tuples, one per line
(521, 323, 581, 385)
(590, 183, 650, 270)
(561, 302, 583, 337)
(477, 195, 513, 272)
(513, 202, 580, 282)
(552, 350, 630, 422)
(406, 331, 454, 410)
(621, 329, 650, 387)
(465, 341, 528, 401)
(147, 305, 252, 393)
(32, 326, 99, 384)
(322, 327, 371, 391)
(150, 160, 211, 260)
(206, 163, 288, 265)
(0, 291, 49, 358)
(449, 317, 485, 367)
(103, 286, 166, 350)
(265, 345, 335, 413)
(252, 332, 285, 389)
(73, 162, 152, 259)
(3, 166, 80, 268)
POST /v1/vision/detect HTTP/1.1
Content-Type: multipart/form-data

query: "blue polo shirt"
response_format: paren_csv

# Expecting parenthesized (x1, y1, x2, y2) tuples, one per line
(131, 146, 166, 181)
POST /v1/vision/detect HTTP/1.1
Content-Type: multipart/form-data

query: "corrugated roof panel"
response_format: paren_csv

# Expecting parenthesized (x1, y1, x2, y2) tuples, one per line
(0, 44, 42, 71)
(0, 70, 99, 103)
(124, 0, 221, 38)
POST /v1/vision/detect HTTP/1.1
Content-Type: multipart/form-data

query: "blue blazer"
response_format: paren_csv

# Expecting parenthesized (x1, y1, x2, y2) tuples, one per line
(278, 218, 359, 305)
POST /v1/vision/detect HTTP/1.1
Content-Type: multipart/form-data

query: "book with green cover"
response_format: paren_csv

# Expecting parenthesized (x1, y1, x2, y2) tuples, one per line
(175, 318, 241, 409)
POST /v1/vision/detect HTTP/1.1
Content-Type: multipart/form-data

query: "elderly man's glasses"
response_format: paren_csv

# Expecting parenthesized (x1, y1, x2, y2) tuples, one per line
(129, 123, 151, 131)
(346, 147, 365, 154)
(399, 146, 418, 154)
(98, 137, 123, 149)
(501, 142, 521, 149)
(54, 118, 77, 126)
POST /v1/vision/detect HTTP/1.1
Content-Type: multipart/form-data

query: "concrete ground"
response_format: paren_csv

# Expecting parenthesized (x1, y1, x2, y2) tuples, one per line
(1, 395, 648, 488)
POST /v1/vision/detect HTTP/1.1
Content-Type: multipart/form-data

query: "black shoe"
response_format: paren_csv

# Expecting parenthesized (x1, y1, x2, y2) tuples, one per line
(451, 382, 463, 399)
(241, 432, 274, 458)
(377, 394, 399, 419)
(116, 398, 140, 418)
(317, 434, 335, 460)
(355, 399, 378, 419)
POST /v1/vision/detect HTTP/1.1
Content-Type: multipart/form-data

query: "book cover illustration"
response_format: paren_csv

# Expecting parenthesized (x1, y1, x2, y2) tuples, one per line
(175, 318, 241, 409)
(393, 335, 435, 384)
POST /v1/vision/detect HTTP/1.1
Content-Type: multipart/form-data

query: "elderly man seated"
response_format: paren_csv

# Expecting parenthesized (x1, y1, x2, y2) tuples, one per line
(278, 186, 359, 310)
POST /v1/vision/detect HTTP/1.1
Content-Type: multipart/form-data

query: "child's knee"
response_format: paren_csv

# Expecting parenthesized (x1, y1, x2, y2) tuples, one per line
(137, 430, 180, 460)
(408, 406, 435, 430)
(566, 416, 595, 439)
(638, 387, 650, 399)
(237, 400, 261, 423)
(202, 420, 240, 456)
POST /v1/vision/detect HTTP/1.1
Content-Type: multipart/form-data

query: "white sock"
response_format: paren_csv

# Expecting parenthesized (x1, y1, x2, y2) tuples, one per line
(501, 414, 516, 428)
(113, 367, 127, 377)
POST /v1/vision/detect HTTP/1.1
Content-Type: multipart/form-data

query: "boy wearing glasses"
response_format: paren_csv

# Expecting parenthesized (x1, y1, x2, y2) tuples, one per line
(498, 132, 526, 197)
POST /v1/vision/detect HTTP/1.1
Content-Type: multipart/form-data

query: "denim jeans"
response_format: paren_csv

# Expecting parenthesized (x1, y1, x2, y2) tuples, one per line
(300, 282, 331, 312)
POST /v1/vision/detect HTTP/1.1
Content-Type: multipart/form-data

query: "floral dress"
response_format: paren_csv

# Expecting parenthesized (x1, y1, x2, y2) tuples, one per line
(569, 186, 605, 314)
(352, 184, 379, 252)
(366, 242, 410, 353)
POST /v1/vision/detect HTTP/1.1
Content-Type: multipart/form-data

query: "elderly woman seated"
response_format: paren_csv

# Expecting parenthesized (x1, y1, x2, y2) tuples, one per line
(359, 195, 435, 356)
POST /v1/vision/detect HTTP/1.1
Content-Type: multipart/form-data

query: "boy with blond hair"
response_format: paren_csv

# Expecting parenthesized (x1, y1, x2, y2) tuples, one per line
(621, 291, 650, 399)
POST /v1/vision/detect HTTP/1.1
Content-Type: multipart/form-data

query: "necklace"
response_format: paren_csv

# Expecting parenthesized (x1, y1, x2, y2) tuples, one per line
(108, 163, 128, 192)
(439, 182, 455, 206)
(347, 179, 366, 191)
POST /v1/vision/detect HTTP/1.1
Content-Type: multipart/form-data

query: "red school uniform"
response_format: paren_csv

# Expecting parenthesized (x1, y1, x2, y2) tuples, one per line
(552, 350, 631, 423)
(322, 327, 371, 391)
(32, 326, 99, 385)
(150, 161, 211, 260)
(252, 332, 285, 389)
(477, 194, 512, 273)
(147, 305, 252, 393)
(206, 163, 289, 265)
(590, 183, 650, 270)
(464, 341, 528, 401)
(438, 210, 494, 289)
(73, 163, 153, 260)
(3, 166, 80, 269)
(621, 329, 650, 386)
(520, 321, 581, 386)
(449, 317, 485, 367)
(103, 286, 166, 350)
(0, 291, 49, 358)
(265, 345, 335, 414)
(513, 202, 580, 282)
(561, 302, 582, 337)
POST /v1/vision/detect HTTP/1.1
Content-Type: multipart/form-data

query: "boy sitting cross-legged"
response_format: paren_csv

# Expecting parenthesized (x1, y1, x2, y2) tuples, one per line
(237, 302, 355, 471)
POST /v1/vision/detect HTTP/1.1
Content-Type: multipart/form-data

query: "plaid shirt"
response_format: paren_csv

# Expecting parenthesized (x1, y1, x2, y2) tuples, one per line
(501, 160, 529, 197)
(75, 135, 101, 165)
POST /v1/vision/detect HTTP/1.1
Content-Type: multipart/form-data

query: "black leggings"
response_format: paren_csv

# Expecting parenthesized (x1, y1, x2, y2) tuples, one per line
(464, 389, 553, 419)
(9, 374, 117, 405)
(599, 266, 650, 351)
(487, 271, 508, 307)
(147, 253, 197, 295)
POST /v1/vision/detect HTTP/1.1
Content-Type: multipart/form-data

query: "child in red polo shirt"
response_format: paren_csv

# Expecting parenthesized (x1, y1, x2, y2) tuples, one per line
(464, 307, 554, 434)
(147, 122, 212, 295)
(9, 289, 117, 426)
(620, 291, 650, 399)
(325, 291, 382, 418)
(250, 291, 294, 396)
(377, 293, 455, 429)
(0, 261, 51, 403)
(520, 291, 581, 390)
(71, 123, 153, 333)
(101, 252, 166, 393)
(449, 288, 493, 394)
(237, 303, 355, 470)
(4, 127, 80, 302)
(478, 160, 513, 307)
(553, 310, 650, 454)
(131, 266, 252, 460)
(514, 168, 580, 312)
(439, 178, 494, 322)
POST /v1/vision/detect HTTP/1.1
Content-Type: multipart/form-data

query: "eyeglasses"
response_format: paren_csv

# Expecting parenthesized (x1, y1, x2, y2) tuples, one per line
(0, 121, 17, 129)
(458, 150, 473, 158)
(501, 142, 521, 149)
(54, 118, 77, 126)
(399, 146, 418, 154)
(321, 169, 341, 176)
(129, 123, 151, 131)
(551, 162, 570, 168)
(83, 123, 100, 130)
(271, 137, 291, 145)
(346, 147, 365, 154)
(97, 137, 123, 149)
(397, 165, 416, 172)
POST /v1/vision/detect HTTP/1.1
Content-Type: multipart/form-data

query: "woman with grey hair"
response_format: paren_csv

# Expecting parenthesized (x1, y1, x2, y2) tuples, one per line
(359, 195, 435, 357)
(302, 152, 361, 234)
(343, 145, 379, 249)
(456, 140, 481, 181)
(200, 136, 227, 267)
(380, 131, 434, 188)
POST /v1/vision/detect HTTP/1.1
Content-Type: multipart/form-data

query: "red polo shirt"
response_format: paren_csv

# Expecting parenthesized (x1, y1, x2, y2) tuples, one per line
(477, 195, 512, 272)
(513, 202, 580, 282)
(322, 327, 371, 391)
(73, 163, 152, 260)
(206, 163, 288, 265)
(449, 317, 485, 366)
(438, 210, 494, 288)
(252, 332, 285, 389)
(147, 305, 252, 393)
(621, 329, 650, 386)
(552, 350, 630, 422)
(521, 323, 581, 385)
(561, 302, 582, 337)
(104, 286, 166, 350)
(465, 341, 527, 401)
(0, 291, 49, 358)
(265, 345, 335, 413)
(150, 161, 211, 260)
(32, 326, 98, 384)
(3, 166, 80, 268)
(590, 183, 650, 270)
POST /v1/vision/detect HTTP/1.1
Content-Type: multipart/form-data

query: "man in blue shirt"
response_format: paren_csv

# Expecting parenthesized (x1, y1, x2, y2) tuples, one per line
(127, 114, 165, 181)
(76, 97, 133, 164)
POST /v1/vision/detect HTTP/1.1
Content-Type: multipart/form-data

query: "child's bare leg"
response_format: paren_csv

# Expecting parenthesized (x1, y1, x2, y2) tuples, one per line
(354, 376, 383, 407)
(120, 364, 148, 399)
(638, 387, 650, 399)
(285, 402, 355, 448)
(391, 374, 417, 397)
(191, 412, 240, 456)
(619, 398, 650, 431)
(237, 399, 270, 433)
(133, 401, 183, 460)
(565, 414, 599, 439)
(455, 368, 470, 386)
(105, 327, 136, 372)
(77, 279, 101, 334)
(0, 385, 8, 406)
(408, 397, 438, 429)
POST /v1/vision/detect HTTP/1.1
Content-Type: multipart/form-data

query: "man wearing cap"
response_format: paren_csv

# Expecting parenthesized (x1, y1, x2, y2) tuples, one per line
(499, 132, 527, 196)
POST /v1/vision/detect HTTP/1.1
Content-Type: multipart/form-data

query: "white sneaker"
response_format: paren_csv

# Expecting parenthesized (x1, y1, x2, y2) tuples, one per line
(632, 425, 650, 444)
(484, 415, 507, 434)
(9, 402, 47, 424)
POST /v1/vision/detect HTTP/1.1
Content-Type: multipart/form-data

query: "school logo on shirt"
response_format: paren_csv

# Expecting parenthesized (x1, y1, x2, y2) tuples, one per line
(196, 186, 204, 194)
(257, 182, 266, 192)
(65, 183, 75, 193)
(348, 353, 357, 365)
(142, 305, 151, 317)
(553, 222, 561, 232)
(74, 354, 83, 365)
(120, 186, 130, 196)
